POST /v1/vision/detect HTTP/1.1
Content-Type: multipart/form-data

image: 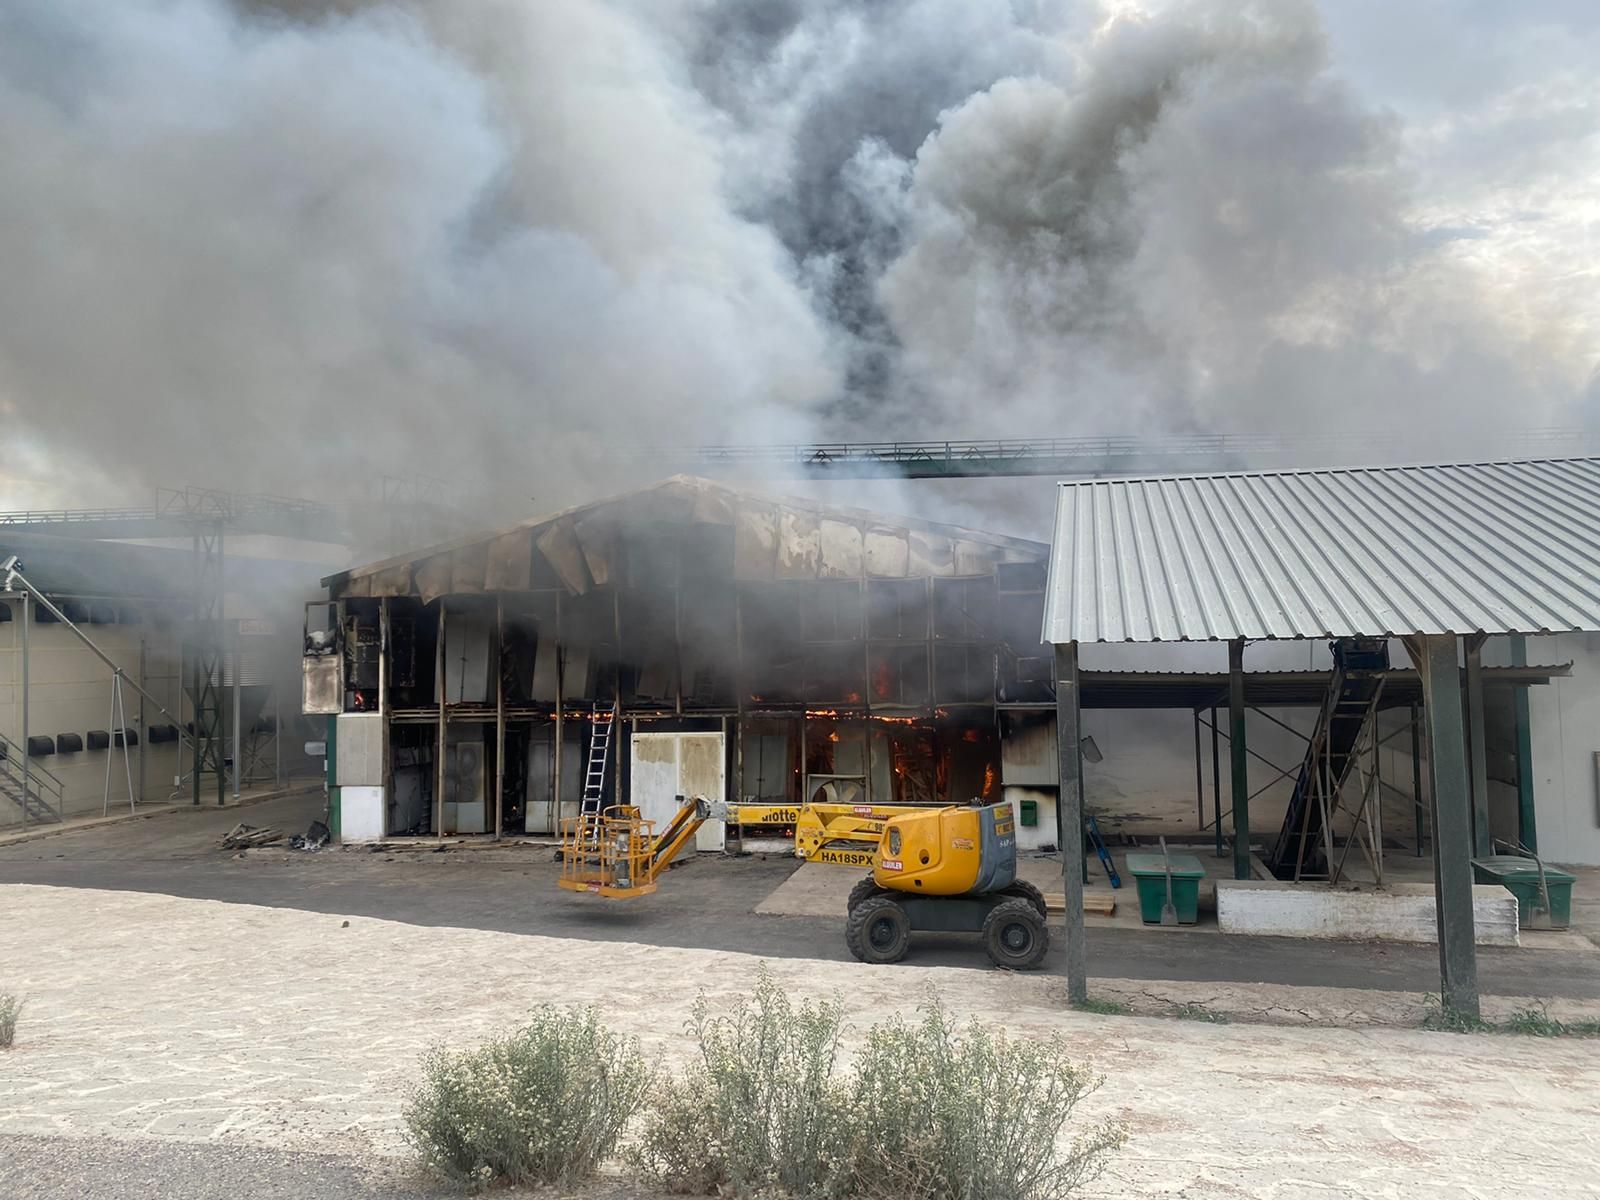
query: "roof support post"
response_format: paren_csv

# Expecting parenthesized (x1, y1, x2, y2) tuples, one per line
(1510, 635, 1537, 852)
(1210, 705, 1222, 860)
(1411, 704, 1426, 857)
(1053, 641, 1087, 1007)
(435, 601, 446, 839)
(1463, 634, 1490, 857)
(1405, 633, 1480, 1019)
(494, 596, 505, 841)
(1228, 639, 1250, 881)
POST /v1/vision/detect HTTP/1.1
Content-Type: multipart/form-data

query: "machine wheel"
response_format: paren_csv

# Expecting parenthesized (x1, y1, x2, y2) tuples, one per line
(1002, 880, 1048, 919)
(846, 895, 912, 964)
(983, 898, 1049, 971)
(847, 874, 886, 912)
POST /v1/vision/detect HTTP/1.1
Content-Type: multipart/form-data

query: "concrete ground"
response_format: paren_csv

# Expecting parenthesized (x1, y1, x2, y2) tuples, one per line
(2, 883, 1598, 1199)
(2, 789, 1597, 1002)
(2, 794, 1599, 1197)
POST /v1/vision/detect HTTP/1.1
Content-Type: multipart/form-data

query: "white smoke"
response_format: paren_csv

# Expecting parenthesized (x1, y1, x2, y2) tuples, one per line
(0, 0, 1593, 530)
(0, 0, 835, 516)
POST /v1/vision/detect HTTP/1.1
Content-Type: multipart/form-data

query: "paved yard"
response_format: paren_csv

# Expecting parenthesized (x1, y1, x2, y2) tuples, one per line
(0, 883, 1597, 1198)
(2, 790, 1598, 1001)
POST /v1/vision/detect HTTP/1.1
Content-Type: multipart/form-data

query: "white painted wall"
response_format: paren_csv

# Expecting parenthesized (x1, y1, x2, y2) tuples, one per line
(0, 599, 188, 821)
(1525, 633, 1600, 865)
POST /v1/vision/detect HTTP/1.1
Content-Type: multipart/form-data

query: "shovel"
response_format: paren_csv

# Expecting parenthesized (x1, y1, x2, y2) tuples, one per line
(1158, 836, 1179, 926)
(1496, 838, 1556, 931)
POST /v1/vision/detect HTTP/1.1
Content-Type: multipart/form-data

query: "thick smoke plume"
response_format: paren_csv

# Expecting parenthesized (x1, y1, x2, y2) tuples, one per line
(0, 0, 1592, 530)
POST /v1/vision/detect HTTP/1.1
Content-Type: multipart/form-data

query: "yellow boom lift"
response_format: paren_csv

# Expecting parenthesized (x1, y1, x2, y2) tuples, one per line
(561, 793, 1047, 971)
(844, 800, 1049, 969)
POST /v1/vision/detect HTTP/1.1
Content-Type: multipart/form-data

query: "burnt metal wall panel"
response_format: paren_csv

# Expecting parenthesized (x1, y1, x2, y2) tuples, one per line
(414, 555, 453, 605)
(485, 530, 533, 592)
(865, 528, 911, 577)
(775, 511, 821, 579)
(1001, 711, 1059, 786)
(734, 503, 778, 580)
(536, 521, 593, 594)
(818, 519, 864, 579)
(574, 516, 618, 587)
(908, 531, 954, 577)
(449, 542, 489, 595)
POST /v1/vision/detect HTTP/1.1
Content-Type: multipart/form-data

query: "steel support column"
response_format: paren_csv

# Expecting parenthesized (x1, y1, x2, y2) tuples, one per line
(494, 597, 505, 840)
(1407, 633, 1480, 1019)
(435, 601, 446, 839)
(190, 520, 226, 805)
(1210, 705, 1222, 859)
(1510, 635, 1537, 851)
(1228, 640, 1250, 880)
(1411, 704, 1425, 856)
(20, 591, 29, 826)
(1463, 634, 1490, 856)
(1193, 709, 1204, 831)
(1053, 642, 1087, 1006)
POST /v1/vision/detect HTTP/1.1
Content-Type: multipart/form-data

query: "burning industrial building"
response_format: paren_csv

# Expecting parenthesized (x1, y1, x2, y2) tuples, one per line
(310, 476, 1060, 846)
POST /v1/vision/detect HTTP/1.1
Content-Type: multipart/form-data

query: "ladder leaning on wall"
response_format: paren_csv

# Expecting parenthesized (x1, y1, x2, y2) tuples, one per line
(579, 702, 618, 820)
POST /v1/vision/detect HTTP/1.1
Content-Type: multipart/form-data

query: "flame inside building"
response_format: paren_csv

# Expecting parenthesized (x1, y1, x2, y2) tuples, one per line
(308, 477, 1052, 842)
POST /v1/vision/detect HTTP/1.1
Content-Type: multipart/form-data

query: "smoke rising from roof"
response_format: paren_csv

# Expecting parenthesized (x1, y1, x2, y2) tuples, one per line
(0, 0, 1593, 526)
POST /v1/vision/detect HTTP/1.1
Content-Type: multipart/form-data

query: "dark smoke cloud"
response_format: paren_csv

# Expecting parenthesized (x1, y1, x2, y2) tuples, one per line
(0, 0, 1592, 530)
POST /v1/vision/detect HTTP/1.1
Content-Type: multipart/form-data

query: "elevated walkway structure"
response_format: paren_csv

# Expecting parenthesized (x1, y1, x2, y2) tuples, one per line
(640, 429, 1600, 479)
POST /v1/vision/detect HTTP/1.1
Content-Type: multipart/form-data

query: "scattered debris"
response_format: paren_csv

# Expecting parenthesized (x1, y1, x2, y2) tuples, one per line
(219, 823, 282, 850)
(289, 820, 331, 851)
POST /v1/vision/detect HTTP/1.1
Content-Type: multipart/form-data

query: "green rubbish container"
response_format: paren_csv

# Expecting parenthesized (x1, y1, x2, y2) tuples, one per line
(1125, 851, 1206, 925)
(1472, 855, 1575, 930)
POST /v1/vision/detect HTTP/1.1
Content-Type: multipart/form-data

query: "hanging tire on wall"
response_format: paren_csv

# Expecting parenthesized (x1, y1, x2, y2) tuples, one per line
(847, 874, 886, 912)
(982, 898, 1049, 970)
(846, 895, 911, 964)
(1001, 879, 1048, 919)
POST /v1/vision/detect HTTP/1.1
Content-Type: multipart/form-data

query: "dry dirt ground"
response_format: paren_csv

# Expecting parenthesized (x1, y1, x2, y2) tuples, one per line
(1, 884, 1597, 1198)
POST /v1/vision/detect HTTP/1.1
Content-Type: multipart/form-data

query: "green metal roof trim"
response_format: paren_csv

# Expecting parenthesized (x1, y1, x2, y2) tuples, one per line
(1043, 456, 1600, 643)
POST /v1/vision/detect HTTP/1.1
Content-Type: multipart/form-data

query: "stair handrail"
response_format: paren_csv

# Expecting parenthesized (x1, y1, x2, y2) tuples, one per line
(0, 727, 65, 794)
(0, 734, 65, 820)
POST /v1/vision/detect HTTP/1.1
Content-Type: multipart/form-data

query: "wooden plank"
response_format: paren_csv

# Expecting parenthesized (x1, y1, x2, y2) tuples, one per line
(1043, 891, 1116, 916)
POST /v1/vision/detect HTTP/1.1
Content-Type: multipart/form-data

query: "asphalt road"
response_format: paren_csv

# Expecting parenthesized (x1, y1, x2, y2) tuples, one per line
(2, 790, 1597, 1000)
(0, 1135, 656, 1200)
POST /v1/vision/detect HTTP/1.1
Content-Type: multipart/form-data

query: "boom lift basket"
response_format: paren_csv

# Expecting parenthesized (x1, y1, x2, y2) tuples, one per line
(559, 806, 659, 898)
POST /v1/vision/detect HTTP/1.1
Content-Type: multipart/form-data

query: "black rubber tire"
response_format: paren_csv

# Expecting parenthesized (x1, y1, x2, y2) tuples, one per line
(847, 874, 886, 912)
(846, 895, 912, 964)
(982, 898, 1049, 971)
(1002, 879, 1048, 919)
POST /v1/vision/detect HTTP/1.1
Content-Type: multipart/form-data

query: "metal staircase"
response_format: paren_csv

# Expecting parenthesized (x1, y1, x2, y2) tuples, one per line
(0, 737, 64, 825)
(1268, 639, 1389, 881)
(578, 703, 617, 819)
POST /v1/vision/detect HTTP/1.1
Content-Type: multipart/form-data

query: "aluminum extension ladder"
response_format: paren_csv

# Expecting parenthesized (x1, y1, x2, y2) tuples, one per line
(579, 703, 617, 819)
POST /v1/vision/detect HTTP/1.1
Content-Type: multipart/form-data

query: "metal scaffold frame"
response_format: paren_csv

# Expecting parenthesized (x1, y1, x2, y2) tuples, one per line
(1191, 700, 1429, 884)
(191, 520, 226, 805)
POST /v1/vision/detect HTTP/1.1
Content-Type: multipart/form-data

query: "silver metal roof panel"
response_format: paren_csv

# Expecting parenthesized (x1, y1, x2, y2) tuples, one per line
(1043, 457, 1600, 642)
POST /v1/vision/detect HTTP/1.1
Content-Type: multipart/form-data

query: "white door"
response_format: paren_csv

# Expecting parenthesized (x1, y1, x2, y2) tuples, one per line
(630, 732, 726, 852)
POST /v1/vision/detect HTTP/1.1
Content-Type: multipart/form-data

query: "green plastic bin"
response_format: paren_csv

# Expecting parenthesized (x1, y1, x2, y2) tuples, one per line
(1125, 852, 1206, 925)
(1018, 799, 1039, 827)
(1471, 855, 1575, 929)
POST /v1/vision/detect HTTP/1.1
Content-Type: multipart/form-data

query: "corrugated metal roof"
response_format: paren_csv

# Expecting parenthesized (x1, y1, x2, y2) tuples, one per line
(1043, 457, 1600, 643)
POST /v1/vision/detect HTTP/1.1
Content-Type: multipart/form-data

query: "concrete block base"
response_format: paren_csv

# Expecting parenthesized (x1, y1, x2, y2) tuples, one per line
(1216, 879, 1520, 946)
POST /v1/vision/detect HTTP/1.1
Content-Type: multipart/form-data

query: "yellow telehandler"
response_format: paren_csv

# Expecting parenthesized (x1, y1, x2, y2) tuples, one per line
(844, 801, 1049, 969)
